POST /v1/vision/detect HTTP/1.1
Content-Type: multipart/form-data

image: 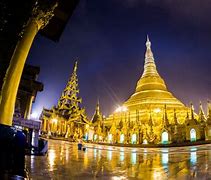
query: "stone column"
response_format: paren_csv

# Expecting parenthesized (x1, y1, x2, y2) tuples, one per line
(0, 3, 57, 126)
(42, 117, 47, 132)
(24, 95, 34, 119)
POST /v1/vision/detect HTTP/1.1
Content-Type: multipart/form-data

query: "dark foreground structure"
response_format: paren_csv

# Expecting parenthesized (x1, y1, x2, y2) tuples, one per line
(0, 125, 26, 178)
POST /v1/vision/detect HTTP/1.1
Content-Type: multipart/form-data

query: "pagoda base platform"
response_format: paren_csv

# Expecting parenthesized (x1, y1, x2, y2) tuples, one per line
(43, 135, 211, 148)
(91, 140, 211, 148)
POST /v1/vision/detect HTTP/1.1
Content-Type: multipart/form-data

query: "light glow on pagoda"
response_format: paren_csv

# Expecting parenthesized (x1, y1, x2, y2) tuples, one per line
(154, 108, 161, 113)
(52, 118, 58, 124)
(115, 106, 128, 113)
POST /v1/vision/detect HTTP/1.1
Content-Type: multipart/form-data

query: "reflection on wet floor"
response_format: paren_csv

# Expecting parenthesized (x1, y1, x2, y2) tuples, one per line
(48, 149, 56, 171)
(162, 153, 169, 165)
(107, 149, 112, 161)
(25, 140, 211, 179)
(131, 152, 136, 165)
(120, 151, 124, 162)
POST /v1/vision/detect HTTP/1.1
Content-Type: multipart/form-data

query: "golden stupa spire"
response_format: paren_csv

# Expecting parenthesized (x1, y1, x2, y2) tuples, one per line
(96, 99, 100, 116)
(135, 35, 169, 93)
(207, 100, 211, 125)
(73, 61, 78, 73)
(173, 108, 178, 125)
(92, 99, 102, 124)
(186, 108, 189, 118)
(198, 101, 206, 122)
(163, 104, 169, 127)
(142, 35, 159, 77)
(190, 102, 195, 120)
(145, 35, 154, 61)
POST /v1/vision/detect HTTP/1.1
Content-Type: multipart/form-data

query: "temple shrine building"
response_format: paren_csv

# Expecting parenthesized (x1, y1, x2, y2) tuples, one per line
(41, 36, 211, 145)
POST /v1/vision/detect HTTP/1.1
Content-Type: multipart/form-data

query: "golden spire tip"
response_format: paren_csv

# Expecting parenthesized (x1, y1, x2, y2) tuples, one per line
(146, 34, 151, 48)
(147, 34, 149, 42)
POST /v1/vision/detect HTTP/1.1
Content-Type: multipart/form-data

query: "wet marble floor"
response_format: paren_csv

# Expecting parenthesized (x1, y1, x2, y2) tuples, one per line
(25, 140, 211, 179)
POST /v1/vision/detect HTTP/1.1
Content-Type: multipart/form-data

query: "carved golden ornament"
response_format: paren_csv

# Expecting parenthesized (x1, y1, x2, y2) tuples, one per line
(32, 1, 58, 30)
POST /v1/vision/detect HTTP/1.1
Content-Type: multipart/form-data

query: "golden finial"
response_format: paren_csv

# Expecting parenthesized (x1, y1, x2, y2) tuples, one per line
(73, 61, 78, 72)
(190, 102, 194, 119)
(146, 34, 151, 49)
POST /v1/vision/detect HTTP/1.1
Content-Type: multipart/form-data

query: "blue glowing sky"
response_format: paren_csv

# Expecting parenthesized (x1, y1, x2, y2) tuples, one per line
(28, 0, 211, 118)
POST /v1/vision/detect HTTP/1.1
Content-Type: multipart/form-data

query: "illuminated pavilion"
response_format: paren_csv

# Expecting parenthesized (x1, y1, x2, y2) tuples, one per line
(41, 61, 90, 140)
(99, 36, 211, 145)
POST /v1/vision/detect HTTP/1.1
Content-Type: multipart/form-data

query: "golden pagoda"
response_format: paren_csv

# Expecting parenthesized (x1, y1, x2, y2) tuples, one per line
(104, 36, 196, 144)
(124, 36, 187, 123)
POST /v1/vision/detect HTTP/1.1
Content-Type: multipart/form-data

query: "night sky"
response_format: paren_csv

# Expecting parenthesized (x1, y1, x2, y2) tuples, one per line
(28, 0, 211, 118)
